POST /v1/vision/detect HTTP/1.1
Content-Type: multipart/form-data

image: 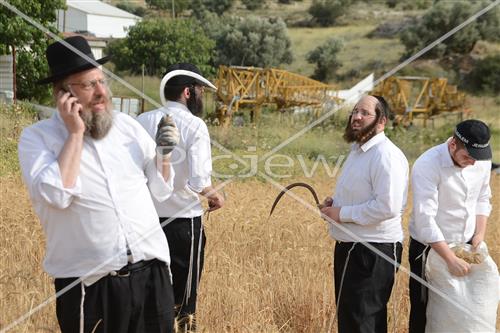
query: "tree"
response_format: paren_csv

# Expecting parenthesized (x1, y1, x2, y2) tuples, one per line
(106, 18, 215, 76)
(212, 16, 293, 68)
(0, 0, 65, 102)
(308, 0, 352, 27)
(476, 1, 500, 42)
(463, 55, 500, 94)
(190, 0, 234, 16)
(307, 38, 343, 81)
(400, 1, 498, 58)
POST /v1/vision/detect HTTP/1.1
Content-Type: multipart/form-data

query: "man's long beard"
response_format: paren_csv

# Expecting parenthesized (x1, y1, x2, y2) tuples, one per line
(343, 116, 378, 144)
(187, 92, 203, 117)
(80, 99, 114, 140)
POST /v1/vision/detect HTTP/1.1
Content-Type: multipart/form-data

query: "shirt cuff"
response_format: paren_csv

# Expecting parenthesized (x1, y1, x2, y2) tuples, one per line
(419, 226, 445, 244)
(39, 162, 82, 208)
(475, 202, 491, 217)
(187, 177, 212, 194)
(339, 206, 354, 223)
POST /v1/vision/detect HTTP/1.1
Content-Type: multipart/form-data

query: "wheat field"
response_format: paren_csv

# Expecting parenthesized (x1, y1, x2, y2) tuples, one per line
(1, 172, 499, 332)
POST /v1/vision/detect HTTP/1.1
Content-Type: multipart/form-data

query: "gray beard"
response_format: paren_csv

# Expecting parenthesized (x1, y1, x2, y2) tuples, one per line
(80, 101, 114, 140)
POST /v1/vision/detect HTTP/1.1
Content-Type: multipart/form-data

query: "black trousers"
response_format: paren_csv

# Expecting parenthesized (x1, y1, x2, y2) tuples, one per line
(54, 259, 174, 333)
(160, 216, 205, 319)
(334, 241, 403, 333)
(408, 238, 431, 333)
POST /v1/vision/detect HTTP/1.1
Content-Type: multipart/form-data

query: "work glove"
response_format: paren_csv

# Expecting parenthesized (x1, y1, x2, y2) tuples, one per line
(155, 114, 179, 157)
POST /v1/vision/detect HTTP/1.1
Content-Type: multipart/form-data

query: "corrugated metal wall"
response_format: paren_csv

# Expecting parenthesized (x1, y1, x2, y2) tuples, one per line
(0, 54, 14, 102)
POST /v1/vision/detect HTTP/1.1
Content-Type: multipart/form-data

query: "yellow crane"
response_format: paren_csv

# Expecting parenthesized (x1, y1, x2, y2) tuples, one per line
(372, 76, 468, 127)
(214, 65, 342, 126)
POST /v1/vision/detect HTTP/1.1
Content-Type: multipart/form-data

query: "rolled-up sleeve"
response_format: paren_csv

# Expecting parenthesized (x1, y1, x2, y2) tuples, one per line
(476, 163, 492, 216)
(144, 156, 175, 202)
(135, 123, 175, 202)
(411, 160, 445, 243)
(340, 151, 408, 225)
(187, 122, 212, 193)
(18, 129, 81, 209)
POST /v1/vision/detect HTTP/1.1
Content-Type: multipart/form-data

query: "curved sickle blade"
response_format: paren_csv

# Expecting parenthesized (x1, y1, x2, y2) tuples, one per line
(269, 182, 320, 217)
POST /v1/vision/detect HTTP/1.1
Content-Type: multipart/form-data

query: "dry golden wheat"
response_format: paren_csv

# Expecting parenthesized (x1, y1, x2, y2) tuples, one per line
(1, 174, 499, 332)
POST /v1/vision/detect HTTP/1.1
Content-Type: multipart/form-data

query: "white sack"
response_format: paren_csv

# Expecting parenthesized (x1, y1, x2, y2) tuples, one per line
(425, 242, 499, 333)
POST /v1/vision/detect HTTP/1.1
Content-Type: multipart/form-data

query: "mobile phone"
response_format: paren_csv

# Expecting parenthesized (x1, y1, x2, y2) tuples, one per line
(60, 86, 74, 97)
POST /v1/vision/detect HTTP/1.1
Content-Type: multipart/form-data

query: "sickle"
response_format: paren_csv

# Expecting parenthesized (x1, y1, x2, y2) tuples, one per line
(269, 182, 320, 217)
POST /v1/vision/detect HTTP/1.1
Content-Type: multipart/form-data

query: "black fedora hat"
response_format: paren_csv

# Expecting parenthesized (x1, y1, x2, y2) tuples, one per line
(37, 36, 110, 85)
(454, 119, 492, 161)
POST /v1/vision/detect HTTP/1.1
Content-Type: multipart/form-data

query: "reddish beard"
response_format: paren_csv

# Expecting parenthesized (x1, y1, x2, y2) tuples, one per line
(343, 115, 379, 144)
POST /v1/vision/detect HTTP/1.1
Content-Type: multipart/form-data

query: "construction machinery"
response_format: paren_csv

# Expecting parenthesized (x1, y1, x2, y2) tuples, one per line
(372, 76, 468, 127)
(214, 65, 342, 126)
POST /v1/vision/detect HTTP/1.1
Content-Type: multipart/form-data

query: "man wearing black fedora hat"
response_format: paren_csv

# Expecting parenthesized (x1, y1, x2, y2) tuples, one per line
(137, 63, 224, 331)
(408, 119, 493, 333)
(18, 36, 180, 332)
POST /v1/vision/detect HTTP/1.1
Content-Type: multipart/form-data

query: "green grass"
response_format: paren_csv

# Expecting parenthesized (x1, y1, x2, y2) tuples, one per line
(109, 74, 162, 111)
(286, 24, 405, 86)
(0, 103, 37, 176)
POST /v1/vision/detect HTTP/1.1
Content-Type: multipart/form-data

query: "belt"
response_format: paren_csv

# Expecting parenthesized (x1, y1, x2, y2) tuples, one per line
(110, 259, 158, 277)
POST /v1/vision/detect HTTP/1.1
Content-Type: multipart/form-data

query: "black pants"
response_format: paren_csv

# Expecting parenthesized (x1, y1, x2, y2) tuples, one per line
(54, 259, 174, 333)
(160, 216, 205, 320)
(408, 238, 431, 333)
(334, 241, 403, 333)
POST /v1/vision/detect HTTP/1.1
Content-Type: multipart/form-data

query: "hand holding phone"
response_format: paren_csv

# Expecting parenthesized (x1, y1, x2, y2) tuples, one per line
(57, 88, 85, 135)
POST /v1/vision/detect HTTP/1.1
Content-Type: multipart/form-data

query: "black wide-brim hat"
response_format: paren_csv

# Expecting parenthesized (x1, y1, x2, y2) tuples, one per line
(159, 63, 217, 107)
(37, 36, 110, 85)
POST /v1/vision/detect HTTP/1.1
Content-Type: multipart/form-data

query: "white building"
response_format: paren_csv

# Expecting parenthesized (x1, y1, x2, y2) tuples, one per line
(57, 0, 140, 39)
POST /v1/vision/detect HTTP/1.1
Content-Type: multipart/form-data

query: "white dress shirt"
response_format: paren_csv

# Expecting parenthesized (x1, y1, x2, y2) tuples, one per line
(409, 140, 492, 244)
(330, 132, 409, 243)
(18, 111, 174, 282)
(137, 101, 212, 219)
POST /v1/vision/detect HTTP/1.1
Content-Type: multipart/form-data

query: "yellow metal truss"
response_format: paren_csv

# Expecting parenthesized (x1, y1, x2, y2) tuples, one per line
(215, 65, 342, 126)
(373, 76, 467, 127)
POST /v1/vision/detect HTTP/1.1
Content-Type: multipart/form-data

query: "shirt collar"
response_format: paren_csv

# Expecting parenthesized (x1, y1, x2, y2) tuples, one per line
(440, 138, 455, 168)
(164, 100, 190, 114)
(354, 131, 386, 152)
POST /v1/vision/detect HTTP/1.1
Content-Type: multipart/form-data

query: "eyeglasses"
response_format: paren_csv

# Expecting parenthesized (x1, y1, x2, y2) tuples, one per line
(350, 110, 376, 117)
(66, 78, 109, 91)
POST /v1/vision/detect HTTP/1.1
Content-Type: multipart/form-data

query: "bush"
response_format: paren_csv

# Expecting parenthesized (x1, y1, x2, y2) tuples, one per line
(400, 1, 498, 58)
(308, 0, 352, 27)
(106, 18, 215, 76)
(463, 55, 500, 95)
(116, 2, 147, 17)
(367, 17, 418, 39)
(242, 0, 265, 10)
(307, 38, 343, 82)
(190, 0, 234, 16)
(212, 16, 293, 68)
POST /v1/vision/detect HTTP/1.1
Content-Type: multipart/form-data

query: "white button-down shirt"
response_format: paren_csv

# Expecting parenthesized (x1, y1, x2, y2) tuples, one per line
(137, 101, 212, 219)
(330, 132, 409, 243)
(18, 111, 174, 282)
(409, 140, 492, 244)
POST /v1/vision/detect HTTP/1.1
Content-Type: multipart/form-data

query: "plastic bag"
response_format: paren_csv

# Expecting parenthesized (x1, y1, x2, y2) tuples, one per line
(425, 242, 499, 333)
